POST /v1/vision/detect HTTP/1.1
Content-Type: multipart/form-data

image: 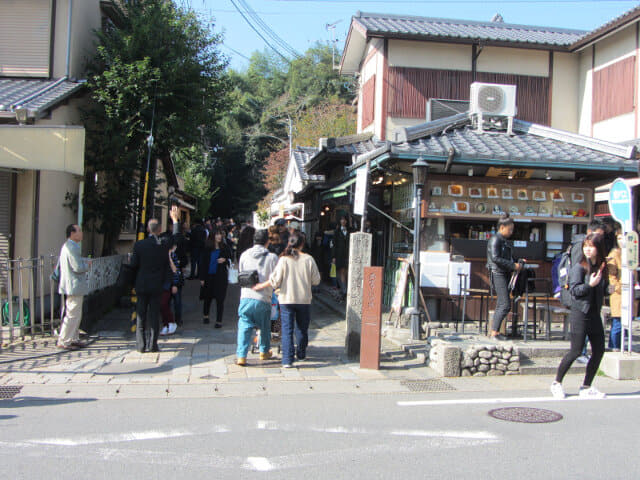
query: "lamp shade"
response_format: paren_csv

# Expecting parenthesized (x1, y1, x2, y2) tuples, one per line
(411, 157, 429, 187)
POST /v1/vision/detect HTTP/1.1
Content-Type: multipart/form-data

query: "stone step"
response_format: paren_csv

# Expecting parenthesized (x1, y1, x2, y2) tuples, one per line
(517, 346, 576, 359)
(519, 358, 587, 375)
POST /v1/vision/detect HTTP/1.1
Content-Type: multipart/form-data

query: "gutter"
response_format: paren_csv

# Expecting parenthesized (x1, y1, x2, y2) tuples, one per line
(66, 0, 73, 78)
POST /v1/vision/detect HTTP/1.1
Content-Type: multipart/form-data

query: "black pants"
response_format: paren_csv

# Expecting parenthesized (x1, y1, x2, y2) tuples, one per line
(555, 309, 605, 386)
(203, 285, 227, 324)
(136, 292, 161, 352)
(491, 271, 511, 332)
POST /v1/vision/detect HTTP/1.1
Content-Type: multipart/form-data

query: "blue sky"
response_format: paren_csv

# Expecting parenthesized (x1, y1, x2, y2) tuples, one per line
(185, 0, 640, 70)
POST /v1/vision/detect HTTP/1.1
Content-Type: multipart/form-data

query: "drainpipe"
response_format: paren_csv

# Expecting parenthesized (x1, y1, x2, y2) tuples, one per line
(444, 147, 456, 173)
(65, 0, 73, 78)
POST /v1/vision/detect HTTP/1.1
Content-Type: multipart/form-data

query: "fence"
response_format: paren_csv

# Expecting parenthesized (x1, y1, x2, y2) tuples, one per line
(0, 254, 125, 345)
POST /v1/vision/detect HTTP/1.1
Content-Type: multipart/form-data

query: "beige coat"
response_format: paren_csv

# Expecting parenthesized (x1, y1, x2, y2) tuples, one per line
(269, 253, 321, 305)
(607, 247, 622, 317)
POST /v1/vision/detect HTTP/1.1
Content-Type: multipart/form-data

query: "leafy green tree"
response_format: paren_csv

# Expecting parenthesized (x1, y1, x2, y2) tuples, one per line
(84, 0, 228, 254)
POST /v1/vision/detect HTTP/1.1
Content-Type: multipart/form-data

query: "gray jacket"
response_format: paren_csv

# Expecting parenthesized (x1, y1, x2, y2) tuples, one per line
(58, 239, 90, 296)
(239, 245, 278, 303)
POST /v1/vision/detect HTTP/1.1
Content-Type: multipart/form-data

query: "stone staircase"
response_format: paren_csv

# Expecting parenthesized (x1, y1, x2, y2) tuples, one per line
(517, 344, 587, 375)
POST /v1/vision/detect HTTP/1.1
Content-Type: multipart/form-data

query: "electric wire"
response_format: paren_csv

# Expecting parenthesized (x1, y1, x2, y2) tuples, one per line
(229, 0, 291, 62)
(236, 0, 301, 58)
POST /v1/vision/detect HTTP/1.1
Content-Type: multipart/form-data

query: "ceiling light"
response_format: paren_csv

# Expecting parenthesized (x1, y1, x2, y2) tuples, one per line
(467, 168, 473, 177)
(545, 171, 551, 180)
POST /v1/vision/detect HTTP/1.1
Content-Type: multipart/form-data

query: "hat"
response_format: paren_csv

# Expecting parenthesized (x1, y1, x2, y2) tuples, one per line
(274, 218, 286, 226)
(289, 221, 300, 230)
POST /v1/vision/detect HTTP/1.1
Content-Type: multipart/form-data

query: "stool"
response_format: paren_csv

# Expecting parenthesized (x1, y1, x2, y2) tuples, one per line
(549, 306, 570, 340)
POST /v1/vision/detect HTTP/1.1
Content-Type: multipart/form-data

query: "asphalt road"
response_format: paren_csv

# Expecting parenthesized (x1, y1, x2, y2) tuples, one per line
(1, 390, 639, 479)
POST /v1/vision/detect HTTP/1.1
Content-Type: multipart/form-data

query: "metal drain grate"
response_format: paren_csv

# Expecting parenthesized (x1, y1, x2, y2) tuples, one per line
(0, 386, 22, 399)
(400, 379, 456, 392)
(488, 407, 563, 424)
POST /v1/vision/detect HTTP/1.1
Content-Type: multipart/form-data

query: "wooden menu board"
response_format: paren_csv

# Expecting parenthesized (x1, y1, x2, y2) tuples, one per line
(426, 179, 592, 223)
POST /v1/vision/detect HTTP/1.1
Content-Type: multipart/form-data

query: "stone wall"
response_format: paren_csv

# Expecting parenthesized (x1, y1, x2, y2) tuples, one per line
(460, 344, 520, 377)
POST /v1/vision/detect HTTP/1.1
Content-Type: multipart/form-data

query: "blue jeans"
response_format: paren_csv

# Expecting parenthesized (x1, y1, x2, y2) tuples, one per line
(609, 317, 624, 349)
(280, 304, 311, 365)
(236, 298, 271, 358)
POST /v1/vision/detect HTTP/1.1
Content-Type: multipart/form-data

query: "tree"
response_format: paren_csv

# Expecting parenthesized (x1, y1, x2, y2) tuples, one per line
(84, 0, 228, 254)
(293, 101, 356, 146)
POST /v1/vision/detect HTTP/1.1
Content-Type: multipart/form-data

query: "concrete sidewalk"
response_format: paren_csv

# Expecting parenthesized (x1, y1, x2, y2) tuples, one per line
(2, 280, 639, 400)
(0, 280, 439, 397)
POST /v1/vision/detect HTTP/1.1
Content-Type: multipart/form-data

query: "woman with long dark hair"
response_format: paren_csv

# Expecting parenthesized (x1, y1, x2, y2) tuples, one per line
(551, 233, 608, 399)
(199, 229, 232, 328)
(486, 213, 523, 340)
(236, 225, 256, 260)
(254, 232, 321, 368)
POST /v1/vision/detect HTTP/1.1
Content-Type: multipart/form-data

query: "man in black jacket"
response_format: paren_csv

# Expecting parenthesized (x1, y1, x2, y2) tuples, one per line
(131, 217, 172, 353)
(487, 213, 522, 340)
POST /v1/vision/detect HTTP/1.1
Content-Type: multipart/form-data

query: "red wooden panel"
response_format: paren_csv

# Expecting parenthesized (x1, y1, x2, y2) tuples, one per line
(387, 67, 550, 125)
(362, 75, 376, 128)
(593, 56, 636, 124)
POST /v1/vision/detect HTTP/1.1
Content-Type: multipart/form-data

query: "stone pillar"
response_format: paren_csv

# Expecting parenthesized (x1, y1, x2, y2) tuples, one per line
(345, 232, 372, 359)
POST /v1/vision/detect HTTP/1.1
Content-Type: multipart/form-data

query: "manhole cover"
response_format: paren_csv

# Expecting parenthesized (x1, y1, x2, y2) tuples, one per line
(488, 407, 563, 423)
(400, 379, 456, 392)
(0, 386, 22, 399)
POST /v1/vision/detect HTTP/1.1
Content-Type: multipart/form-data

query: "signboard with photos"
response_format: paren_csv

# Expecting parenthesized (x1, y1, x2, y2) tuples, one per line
(426, 179, 592, 222)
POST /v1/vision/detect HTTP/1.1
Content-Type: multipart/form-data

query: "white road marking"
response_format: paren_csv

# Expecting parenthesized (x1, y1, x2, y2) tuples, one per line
(397, 393, 640, 407)
(27, 429, 194, 446)
(390, 430, 498, 440)
(245, 456, 274, 471)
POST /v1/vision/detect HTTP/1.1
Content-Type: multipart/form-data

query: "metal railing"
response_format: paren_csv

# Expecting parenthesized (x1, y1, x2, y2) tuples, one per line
(0, 254, 125, 345)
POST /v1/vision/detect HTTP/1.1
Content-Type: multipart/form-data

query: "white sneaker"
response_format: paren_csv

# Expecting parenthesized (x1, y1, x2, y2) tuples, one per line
(550, 381, 566, 399)
(168, 323, 177, 335)
(282, 364, 293, 369)
(576, 355, 590, 364)
(579, 386, 606, 399)
(159, 326, 169, 336)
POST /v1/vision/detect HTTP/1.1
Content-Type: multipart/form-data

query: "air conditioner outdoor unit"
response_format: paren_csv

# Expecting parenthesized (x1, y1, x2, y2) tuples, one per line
(470, 82, 517, 117)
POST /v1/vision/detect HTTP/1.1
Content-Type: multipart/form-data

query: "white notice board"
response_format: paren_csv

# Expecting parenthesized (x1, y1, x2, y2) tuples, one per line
(353, 167, 368, 216)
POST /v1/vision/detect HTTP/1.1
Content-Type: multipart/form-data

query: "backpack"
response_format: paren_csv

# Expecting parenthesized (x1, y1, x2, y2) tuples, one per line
(554, 246, 572, 307)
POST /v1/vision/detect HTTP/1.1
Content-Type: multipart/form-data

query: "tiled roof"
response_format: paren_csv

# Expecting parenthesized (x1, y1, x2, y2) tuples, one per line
(353, 12, 586, 47)
(292, 146, 324, 182)
(572, 5, 640, 50)
(391, 117, 636, 172)
(0, 78, 84, 119)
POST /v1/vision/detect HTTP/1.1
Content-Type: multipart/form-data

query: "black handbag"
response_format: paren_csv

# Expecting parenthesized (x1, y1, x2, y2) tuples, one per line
(237, 251, 268, 288)
(238, 270, 259, 288)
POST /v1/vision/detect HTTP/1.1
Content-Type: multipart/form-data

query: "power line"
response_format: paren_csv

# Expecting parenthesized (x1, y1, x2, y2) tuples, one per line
(229, 0, 291, 62)
(221, 43, 252, 61)
(237, 0, 301, 58)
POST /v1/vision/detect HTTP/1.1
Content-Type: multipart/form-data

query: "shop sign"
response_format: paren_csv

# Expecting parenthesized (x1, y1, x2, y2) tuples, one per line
(486, 167, 533, 179)
(608, 178, 632, 232)
(624, 231, 639, 270)
(353, 166, 368, 216)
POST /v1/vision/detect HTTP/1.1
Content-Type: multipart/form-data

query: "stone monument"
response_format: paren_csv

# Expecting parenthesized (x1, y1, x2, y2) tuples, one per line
(345, 232, 372, 359)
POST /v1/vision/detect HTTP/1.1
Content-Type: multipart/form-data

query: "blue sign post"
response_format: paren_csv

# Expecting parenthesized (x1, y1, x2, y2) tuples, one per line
(608, 178, 635, 354)
(609, 178, 633, 233)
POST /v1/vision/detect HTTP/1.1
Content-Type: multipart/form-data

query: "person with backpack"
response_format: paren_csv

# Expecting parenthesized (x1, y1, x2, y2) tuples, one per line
(486, 213, 523, 341)
(566, 220, 606, 363)
(551, 233, 609, 399)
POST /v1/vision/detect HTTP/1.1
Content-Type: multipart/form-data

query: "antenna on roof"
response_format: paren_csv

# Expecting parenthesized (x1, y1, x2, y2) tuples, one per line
(491, 13, 504, 23)
(326, 20, 342, 70)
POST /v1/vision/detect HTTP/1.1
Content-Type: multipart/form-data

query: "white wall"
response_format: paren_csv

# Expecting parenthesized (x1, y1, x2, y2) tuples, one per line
(477, 46, 549, 76)
(388, 39, 470, 70)
(592, 113, 636, 142)
(551, 52, 579, 132)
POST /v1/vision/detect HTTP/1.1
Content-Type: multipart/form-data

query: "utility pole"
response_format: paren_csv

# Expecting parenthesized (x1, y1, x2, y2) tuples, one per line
(325, 20, 341, 70)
